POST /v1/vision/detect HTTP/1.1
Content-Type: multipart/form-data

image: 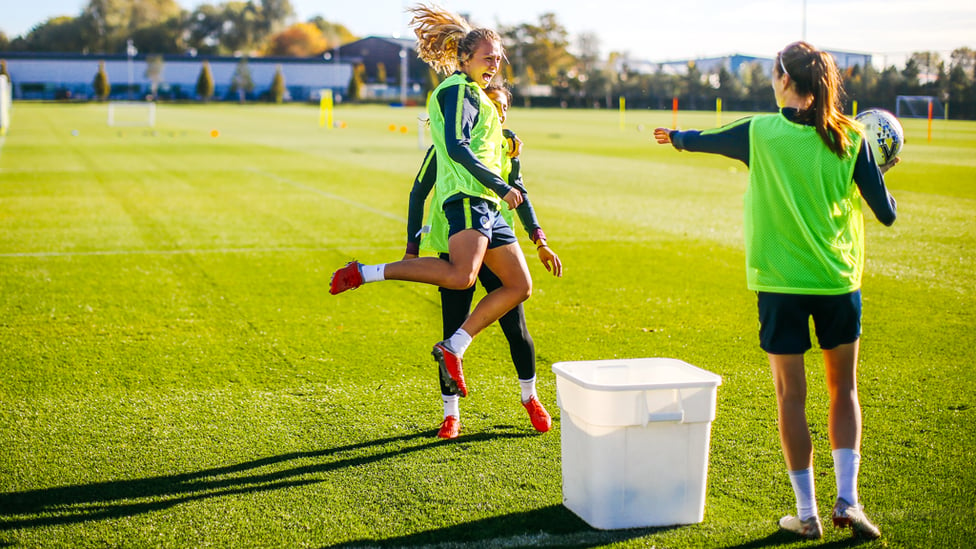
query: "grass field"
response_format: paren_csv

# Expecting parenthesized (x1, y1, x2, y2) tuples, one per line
(0, 101, 974, 548)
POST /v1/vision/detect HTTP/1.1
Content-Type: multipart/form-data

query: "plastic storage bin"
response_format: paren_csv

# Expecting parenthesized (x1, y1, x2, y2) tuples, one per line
(552, 357, 722, 529)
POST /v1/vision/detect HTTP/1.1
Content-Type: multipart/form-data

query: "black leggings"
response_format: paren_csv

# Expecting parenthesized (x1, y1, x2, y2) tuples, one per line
(438, 254, 535, 396)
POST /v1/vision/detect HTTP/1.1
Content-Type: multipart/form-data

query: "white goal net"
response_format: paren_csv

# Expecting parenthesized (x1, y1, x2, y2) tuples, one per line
(895, 95, 945, 119)
(107, 101, 157, 127)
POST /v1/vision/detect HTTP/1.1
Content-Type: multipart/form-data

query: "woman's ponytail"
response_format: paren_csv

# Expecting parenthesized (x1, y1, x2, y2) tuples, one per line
(781, 42, 858, 158)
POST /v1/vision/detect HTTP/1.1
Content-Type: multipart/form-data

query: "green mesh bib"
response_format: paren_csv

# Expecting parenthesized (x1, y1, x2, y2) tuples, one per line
(744, 114, 864, 294)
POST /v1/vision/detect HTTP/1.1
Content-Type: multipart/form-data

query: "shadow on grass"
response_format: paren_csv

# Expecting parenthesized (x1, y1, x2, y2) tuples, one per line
(328, 515, 877, 549)
(0, 428, 530, 531)
(328, 504, 677, 548)
(720, 530, 877, 549)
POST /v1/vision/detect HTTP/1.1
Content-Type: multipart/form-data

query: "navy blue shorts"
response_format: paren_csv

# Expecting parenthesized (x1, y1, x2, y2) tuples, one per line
(442, 195, 517, 250)
(757, 290, 862, 354)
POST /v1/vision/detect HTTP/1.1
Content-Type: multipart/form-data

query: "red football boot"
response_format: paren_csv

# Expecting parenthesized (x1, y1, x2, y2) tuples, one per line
(522, 395, 551, 433)
(437, 415, 460, 439)
(432, 342, 467, 397)
(329, 261, 363, 295)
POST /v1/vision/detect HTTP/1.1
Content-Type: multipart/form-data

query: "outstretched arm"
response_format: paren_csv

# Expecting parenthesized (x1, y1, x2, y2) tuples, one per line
(654, 117, 752, 164)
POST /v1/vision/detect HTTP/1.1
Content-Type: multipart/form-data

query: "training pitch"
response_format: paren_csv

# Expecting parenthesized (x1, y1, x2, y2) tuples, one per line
(0, 102, 974, 547)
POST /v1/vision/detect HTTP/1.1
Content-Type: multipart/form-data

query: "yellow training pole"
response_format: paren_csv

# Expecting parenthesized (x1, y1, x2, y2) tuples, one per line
(852, 100, 858, 116)
(319, 89, 334, 129)
(716, 98, 722, 127)
(619, 96, 626, 131)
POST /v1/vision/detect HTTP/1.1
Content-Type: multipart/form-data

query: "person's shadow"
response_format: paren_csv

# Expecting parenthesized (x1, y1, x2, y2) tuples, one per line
(0, 428, 876, 548)
(329, 514, 876, 548)
(0, 429, 520, 531)
(328, 505, 671, 548)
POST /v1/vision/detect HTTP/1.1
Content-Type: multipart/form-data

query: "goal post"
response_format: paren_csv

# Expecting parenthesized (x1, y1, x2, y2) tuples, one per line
(0, 74, 11, 136)
(895, 95, 945, 119)
(107, 101, 157, 127)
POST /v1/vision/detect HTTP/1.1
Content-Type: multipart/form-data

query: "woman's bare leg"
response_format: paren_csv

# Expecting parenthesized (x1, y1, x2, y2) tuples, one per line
(458, 242, 532, 338)
(769, 353, 812, 470)
(382, 229, 487, 290)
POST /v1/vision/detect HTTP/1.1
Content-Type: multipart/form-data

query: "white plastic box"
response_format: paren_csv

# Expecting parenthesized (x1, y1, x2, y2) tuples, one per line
(552, 358, 722, 530)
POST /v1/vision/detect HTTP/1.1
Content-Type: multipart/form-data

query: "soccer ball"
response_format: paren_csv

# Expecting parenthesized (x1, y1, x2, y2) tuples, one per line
(855, 109, 904, 166)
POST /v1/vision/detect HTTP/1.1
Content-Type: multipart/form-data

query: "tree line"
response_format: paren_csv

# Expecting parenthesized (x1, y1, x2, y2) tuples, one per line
(0, 0, 354, 57)
(2, 2, 974, 118)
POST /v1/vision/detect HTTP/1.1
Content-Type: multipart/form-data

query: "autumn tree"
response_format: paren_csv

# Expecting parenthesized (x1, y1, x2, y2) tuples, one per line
(262, 22, 327, 57)
(307, 16, 356, 49)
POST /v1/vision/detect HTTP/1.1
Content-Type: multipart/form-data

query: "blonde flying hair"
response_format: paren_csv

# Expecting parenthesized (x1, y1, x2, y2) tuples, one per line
(408, 3, 503, 75)
(776, 41, 858, 159)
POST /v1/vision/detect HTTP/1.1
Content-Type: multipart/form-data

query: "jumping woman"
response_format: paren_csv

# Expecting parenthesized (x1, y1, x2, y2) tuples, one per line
(330, 4, 532, 402)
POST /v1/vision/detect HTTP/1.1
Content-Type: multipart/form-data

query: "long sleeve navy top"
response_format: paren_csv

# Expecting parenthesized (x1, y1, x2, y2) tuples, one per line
(668, 108, 897, 226)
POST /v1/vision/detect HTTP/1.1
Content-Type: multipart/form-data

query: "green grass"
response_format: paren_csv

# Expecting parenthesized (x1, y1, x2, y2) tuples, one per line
(1, 102, 974, 548)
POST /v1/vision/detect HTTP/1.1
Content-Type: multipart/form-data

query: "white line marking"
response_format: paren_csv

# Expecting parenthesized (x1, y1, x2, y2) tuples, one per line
(248, 168, 406, 223)
(0, 246, 399, 259)
(0, 169, 406, 259)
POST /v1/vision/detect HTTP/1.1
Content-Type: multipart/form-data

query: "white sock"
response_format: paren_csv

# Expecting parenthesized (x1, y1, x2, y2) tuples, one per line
(788, 467, 818, 520)
(833, 448, 860, 505)
(442, 394, 460, 419)
(519, 377, 537, 402)
(445, 329, 472, 357)
(361, 264, 385, 283)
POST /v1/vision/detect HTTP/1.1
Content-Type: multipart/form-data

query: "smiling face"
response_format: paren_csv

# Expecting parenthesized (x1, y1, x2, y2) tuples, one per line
(461, 39, 503, 89)
(486, 89, 509, 124)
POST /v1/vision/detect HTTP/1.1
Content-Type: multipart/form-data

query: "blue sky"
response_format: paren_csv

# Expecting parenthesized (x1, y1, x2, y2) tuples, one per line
(4, 0, 975, 66)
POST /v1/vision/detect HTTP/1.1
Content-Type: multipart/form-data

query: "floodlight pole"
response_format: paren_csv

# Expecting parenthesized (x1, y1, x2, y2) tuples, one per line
(126, 39, 136, 100)
(400, 46, 408, 105)
(801, 0, 807, 41)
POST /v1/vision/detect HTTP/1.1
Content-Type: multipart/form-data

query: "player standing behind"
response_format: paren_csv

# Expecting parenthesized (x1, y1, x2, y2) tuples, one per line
(329, 4, 533, 400)
(653, 41, 897, 540)
(405, 83, 562, 439)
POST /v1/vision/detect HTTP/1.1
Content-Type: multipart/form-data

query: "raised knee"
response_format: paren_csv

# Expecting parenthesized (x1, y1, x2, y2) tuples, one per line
(444, 271, 478, 290)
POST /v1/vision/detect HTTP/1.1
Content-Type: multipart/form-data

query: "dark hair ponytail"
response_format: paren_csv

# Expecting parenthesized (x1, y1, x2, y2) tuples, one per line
(778, 42, 858, 158)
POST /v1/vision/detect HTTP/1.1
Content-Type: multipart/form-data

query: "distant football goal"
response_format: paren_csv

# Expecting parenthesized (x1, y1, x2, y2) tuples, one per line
(107, 101, 157, 127)
(895, 95, 946, 119)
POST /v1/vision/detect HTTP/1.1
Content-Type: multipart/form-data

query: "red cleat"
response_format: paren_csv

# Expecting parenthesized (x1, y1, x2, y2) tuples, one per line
(432, 342, 467, 397)
(437, 415, 460, 439)
(330, 261, 363, 295)
(522, 395, 551, 433)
